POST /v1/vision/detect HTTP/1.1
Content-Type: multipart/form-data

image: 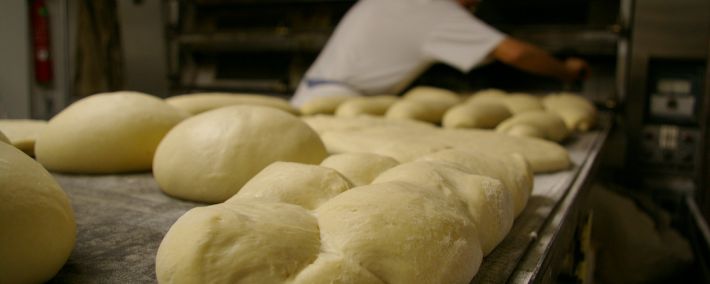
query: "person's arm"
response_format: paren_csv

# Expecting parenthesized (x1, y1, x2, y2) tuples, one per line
(491, 37, 589, 82)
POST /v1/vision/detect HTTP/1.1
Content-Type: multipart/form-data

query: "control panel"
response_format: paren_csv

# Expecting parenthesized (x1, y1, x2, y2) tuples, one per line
(641, 125, 699, 171)
(640, 59, 705, 173)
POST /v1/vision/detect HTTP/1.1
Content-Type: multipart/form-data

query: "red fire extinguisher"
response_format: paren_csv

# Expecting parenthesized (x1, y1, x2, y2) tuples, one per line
(30, 0, 53, 85)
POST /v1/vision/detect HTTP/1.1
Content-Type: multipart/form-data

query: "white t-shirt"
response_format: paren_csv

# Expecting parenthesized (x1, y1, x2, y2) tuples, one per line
(291, 0, 504, 106)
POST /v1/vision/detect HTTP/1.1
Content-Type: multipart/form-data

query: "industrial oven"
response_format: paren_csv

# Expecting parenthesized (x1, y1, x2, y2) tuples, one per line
(623, 0, 710, 280)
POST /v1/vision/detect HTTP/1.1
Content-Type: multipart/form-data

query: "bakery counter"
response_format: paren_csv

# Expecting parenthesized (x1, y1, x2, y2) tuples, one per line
(48, 117, 610, 284)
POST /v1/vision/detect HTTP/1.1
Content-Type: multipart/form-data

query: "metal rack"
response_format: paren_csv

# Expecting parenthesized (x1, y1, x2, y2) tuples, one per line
(166, 0, 355, 94)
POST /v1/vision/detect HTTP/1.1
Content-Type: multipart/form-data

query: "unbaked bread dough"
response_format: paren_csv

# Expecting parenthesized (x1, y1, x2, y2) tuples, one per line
(402, 86, 461, 105)
(291, 253, 385, 284)
(314, 117, 570, 172)
(157, 181, 483, 284)
(496, 111, 570, 142)
(227, 162, 352, 210)
(0, 119, 48, 156)
(153, 105, 327, 203)
(335, 95, 398, 117)
(386, 86, 460, 124)
(466, 89, 507, 105)
(543, 93, 597, 132)
(503, 93, 544, 114)
(385, 99, 453, 124)
(504, 124, 545, 140)
(442, 101, 512, 129)
(320, 152, 399, 186)
(439, 129, 570, 172)
(0, 142, 75, 284)
(300, 85, 361, 115)
(315, 181, 482, 284)
(166, 93, 298, 115)
(156, 201, 320, 283)
(373, 161, 513, 255)
(35, 91, 189, 173)
(303, 114, 435, 135)
(417, 149, 533, 217)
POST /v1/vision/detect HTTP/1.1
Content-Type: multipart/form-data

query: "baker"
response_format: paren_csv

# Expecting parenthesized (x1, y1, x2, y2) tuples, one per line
(290, 0, 589, 107)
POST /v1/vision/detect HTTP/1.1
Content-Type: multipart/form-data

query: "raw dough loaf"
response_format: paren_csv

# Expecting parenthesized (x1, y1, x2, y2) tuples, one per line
(543, 93, 597, 131)
(299, 86, 361, 115)
(313, 181, 483, 284)
(313, 116, 570, 172)
(442, 101, 512, 129)
(385, 99, 453, 124)
(0, 119, 48, 156)
(0, 142, 76, 284)
(402, 86, 461, 105)
(166, 93, 298, 115)
(496, 111, 570, 142)
(504, 124, 545, 139)
(303, 114, 435, 135)
(466, 89, 508, 104)
(335, 95, 398, 117)
(373, 161, 513, 255)
(35, 91, 188, 173)
(153, 105, 327, 203)
(156, 201, 321, 284)
(320, 152, 399, 186)
(157, 181, 483, 284)
(417, 149, 533, 217)
(503, 93, 544, 114)
(227, 162, 352, 210)
(386, 86, 461, 124)
(439, 129, 571, 172)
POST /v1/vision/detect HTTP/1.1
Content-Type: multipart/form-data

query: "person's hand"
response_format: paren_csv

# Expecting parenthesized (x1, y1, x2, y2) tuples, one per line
(563, 57, 591, 82)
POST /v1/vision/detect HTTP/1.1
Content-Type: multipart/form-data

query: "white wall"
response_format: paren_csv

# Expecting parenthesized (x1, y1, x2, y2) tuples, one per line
(0, 1, 31, 118)
(118, 0, 169, 97)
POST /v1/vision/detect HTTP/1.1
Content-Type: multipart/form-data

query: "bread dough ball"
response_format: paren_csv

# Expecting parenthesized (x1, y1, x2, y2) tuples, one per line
(153, 105, 327, 203)
(503, 93, 544, 114)
(292, 254, 386, 284)
(316, 181, 483, 284)
(387, 86, 460, 124)
(335, 95, 398, 117)
(439, 129, 570, 172)
(543, 93, 597, 132)
(35, 91, 188, 173)
(403, 86, 461, 105)
(418, 149, 533, 217)
(228, 162, 352, 210)
(320, 152, 399, 186)
(320, 127, 452, 163)
(385, 99, 453, 124)
(166, 93, 298, 115)
(0, 119, 48, 156)
(373, 161, 514, 255)
(505, 124, 545, 139)
(303, 114, 435, 135)
(317, 119, 571, 173)
(156, 201, 320, 283)
(442, 101, 512, 129)
(0, 142, 76, 283)
(300, 90, 359, 115)
(496, 111, 570, 142)
(466, 89, 508, 104)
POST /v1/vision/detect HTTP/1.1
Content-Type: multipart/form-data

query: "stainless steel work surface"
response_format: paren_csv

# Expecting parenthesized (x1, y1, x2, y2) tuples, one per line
(48, 127, 608, 283)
